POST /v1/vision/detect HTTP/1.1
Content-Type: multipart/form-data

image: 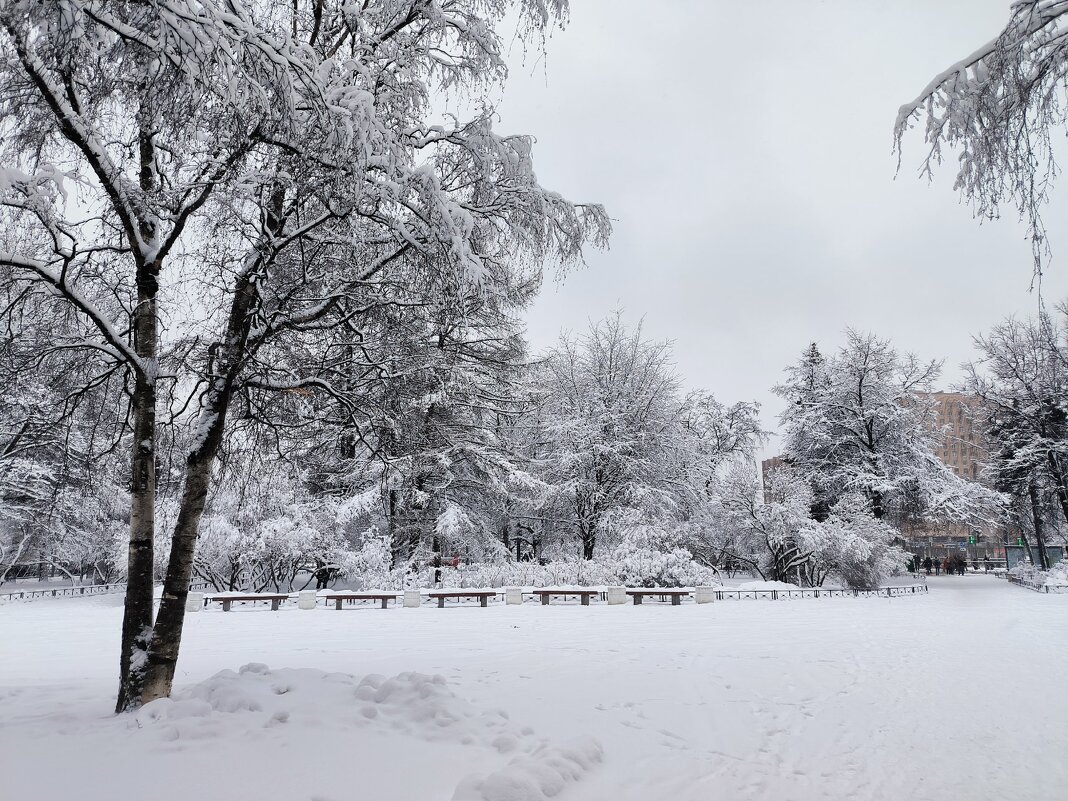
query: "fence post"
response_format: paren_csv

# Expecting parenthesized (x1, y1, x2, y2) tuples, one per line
(695, 586, 716, 604)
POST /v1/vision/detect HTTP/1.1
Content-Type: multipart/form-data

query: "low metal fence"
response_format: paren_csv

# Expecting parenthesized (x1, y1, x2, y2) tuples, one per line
(1006, 575, 1068, 594)
(0, 580, 209, 603)
(0, 582, 127, 601)
(714, 585, 928, 601)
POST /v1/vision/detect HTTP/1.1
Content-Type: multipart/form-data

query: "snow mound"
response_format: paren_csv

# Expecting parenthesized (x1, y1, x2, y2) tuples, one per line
(452, 738, 604, 801)
(736, 580, 799, 591)
(137, 664, 517, 746)
(134, 664, 602, 800)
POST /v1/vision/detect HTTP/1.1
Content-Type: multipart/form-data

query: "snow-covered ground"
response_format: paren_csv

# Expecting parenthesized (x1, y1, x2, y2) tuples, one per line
(2, 575, 1065, 801)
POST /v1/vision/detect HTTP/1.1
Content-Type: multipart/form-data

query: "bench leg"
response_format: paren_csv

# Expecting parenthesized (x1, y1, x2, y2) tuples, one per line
(381, 598, 388, 609)
(541, 595, 550, 605)
(671, 595, 681, 606)
(335, 598, 342, 611)
(581, 595, 590, 606)
(222, 600, 232, 612)
(438, 597, 445, 608)
(480, 595, 488, 608)
(271, 598, 280, 611)
(632, 595, 641, 605)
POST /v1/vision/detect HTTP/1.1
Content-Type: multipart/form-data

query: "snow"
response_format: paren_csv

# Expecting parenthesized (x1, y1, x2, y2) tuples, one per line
(2, 575, 1067, 800)
(132, 664, 601, 801)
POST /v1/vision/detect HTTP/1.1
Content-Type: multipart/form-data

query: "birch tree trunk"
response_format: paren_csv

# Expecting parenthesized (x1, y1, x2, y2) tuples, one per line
(115, 128, 161, 712)
(115, 263, 160, 711)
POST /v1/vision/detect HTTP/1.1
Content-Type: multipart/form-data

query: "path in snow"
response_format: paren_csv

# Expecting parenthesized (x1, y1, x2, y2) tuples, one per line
(1, 575, 1064, 801)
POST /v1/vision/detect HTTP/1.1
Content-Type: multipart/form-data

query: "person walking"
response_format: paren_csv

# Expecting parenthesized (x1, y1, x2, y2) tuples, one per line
(923, 557, 933, 575)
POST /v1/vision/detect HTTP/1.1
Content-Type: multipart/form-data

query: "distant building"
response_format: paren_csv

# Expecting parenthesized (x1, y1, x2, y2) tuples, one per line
(907, 391, 1002, 561)
(922, 391, 985, 481)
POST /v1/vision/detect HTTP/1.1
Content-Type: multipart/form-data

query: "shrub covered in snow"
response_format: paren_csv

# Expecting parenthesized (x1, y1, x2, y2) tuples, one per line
(1009, 560, 1068, 588)
(421, 547, 718, 590)
(1044, 561, 1068, 587)
(1009, 562, 1040, 581)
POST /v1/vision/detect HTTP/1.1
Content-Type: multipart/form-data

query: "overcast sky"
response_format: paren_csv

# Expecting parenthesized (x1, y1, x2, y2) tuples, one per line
(484, 0, 1068, 455)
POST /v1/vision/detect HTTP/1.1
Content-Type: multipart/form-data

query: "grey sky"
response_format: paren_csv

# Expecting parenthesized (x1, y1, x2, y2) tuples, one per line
(490, 0, 1068, 454)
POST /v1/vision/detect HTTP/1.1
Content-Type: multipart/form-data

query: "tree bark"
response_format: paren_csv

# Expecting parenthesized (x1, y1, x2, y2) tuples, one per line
(140, 439, 218, 703)
(870, 490, 885, 520)
(1027, 483, 1051, 570)
(580, 524, 596, 560)
(115, 271, 159, 712)
(1044, 452, 1068, 569)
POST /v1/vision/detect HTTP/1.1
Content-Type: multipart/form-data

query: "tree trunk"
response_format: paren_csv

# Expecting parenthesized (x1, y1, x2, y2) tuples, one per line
(1043, 453, 1068, 569)
(115, 271, 159, 712)
(140, 442, 218, 704)
(1027, 483, 1051, 570)
(870, 490, 885, 520)
(578, 515, 597, 560)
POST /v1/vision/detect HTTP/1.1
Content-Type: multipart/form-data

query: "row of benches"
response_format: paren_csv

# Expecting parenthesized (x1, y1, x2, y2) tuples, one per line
(201, 587, 695, 611)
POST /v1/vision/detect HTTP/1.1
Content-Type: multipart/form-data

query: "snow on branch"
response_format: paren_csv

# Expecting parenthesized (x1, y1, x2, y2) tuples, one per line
(895, 0, 1068, 275)
(0, 252, 143, 372)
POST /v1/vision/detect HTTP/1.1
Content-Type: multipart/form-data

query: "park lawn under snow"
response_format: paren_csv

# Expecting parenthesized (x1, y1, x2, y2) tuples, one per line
(2, 576, 1066, 801)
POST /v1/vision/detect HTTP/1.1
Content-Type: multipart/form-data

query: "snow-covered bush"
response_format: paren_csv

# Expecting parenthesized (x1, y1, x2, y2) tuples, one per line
(1043, 561, 1068, 587)
(604, 520, 720, 587)
(424, 539, 719, 590)
(1009, 562, 1040, 581)
(812, 495, 910, 590)
(338, 530, 403, 590)
(609, 544, 719, 588)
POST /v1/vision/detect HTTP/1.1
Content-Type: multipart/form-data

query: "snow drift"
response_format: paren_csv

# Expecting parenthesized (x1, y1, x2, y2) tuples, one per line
(134, 663, 601, 800)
